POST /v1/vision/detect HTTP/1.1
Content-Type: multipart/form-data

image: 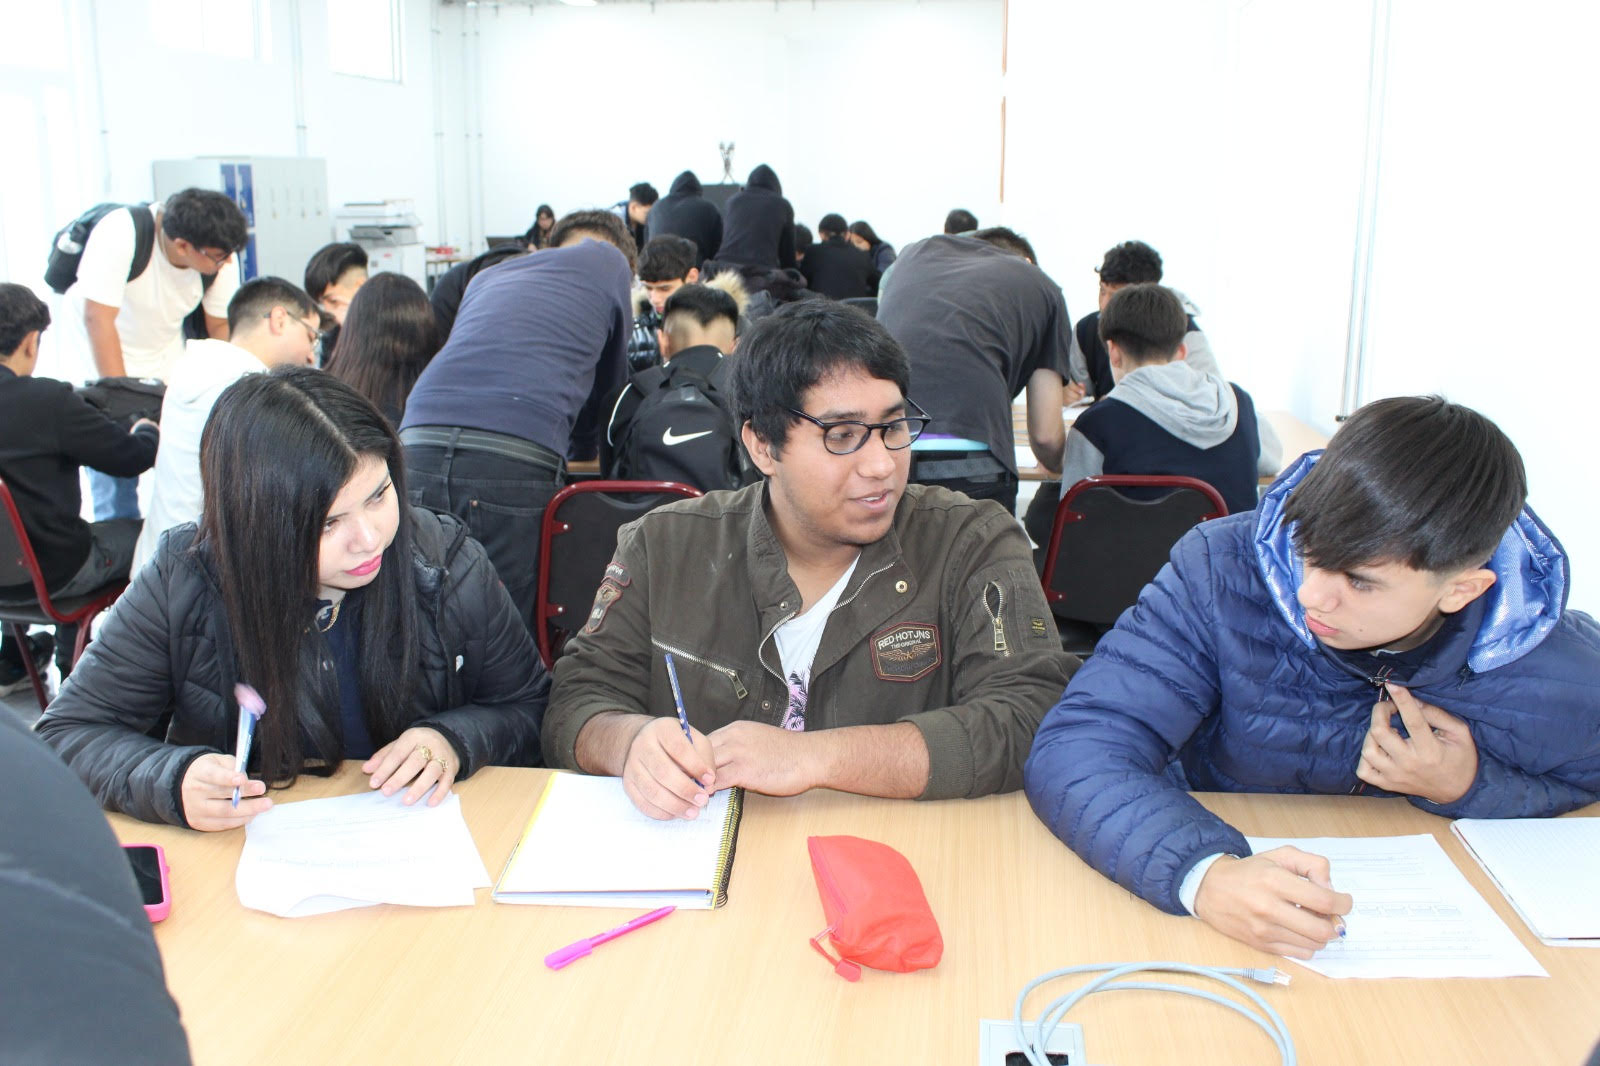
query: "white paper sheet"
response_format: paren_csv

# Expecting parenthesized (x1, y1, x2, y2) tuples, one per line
(237, 789, 490, 917)
(1452, 818, 1600, 945)
(1244, 834, 1547, 979)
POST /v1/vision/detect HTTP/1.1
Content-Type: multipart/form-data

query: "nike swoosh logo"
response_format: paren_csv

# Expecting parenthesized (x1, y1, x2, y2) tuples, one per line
(662, 428, 714, 446)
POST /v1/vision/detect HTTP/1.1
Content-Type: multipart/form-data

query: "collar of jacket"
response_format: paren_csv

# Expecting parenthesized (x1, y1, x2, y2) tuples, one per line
(744, 481, 920, 680)
(1253, 450, 1569, 674)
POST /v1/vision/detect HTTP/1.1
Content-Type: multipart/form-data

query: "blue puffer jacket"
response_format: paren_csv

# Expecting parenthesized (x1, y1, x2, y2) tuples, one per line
(1024, 452, 1600, 915)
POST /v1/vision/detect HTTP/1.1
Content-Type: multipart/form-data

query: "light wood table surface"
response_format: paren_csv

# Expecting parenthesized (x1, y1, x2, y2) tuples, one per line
(111, 768, 1600, 1066)
(1014, 404, 1331, 484)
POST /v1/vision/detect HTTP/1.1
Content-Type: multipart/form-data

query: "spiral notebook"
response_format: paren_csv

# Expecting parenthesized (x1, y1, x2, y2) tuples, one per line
(493, 772, 743, 909)
(1451, 817, 1600, 947)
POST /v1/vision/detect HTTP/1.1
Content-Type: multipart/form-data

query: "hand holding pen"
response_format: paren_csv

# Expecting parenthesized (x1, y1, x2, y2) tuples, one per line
(617, 655, 716, 822)
(176, 682, 275, 832)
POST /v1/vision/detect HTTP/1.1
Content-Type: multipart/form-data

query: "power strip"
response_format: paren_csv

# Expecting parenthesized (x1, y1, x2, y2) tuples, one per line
(978, 1018, 1086, 1066)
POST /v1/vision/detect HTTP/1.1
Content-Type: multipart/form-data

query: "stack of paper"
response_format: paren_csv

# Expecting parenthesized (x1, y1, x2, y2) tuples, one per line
(1452, 818, 1600, 946)
(1244, 834, 1547, 979)
(237, 790, 490, 917)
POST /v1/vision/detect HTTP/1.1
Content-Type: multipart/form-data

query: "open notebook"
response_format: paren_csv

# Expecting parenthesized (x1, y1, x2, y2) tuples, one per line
(1452, 817, 1600, 947)
(493, 772, 743, 909)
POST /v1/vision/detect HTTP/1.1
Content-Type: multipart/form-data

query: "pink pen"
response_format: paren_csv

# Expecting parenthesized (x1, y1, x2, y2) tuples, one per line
(544, 906, 676, 970)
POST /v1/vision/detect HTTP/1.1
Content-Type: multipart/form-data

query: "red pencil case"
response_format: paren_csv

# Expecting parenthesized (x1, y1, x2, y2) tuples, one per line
(807, 834, 943, 981)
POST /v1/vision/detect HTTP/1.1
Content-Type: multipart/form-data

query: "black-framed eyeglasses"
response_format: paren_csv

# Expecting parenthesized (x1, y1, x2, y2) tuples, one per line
(264, 311, 321, 347)
(784, 398, 932, 455)
(196, 245, 232, 267)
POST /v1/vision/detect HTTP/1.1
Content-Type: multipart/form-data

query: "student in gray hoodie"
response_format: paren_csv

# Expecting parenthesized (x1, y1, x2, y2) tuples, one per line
(1058, 284, 1279, 515)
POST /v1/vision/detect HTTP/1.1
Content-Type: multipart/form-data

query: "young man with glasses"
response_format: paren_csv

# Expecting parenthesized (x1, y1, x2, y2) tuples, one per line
(133, 278, 320, 570)
(545, 302, 1077, 818)
(64, 187, 248, 522)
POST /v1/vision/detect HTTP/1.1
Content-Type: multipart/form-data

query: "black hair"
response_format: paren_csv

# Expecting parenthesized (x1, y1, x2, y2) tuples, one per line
(818, 213, 849, 237)
(197, 366, 419, 787)
(794, 224, 814, 255)
(161, 188, 249, 253)
(326, 272, 439, 424)
(731, 300, 911, 454)
(0, 283, 50, 356)
(849, 220, 882, 248)
(1098, 240, 1163, 285)
(1097, 283, 1188, 364)
(662, 284, 739, 332)
(972, 226, 1037, 263)
(303, 242, 368, 302)
(629, 182, 659, 206)
(1284, 396, 1528, 575)
(638, 235, 698, 283)
(526, 205, 556, 248)
(944, 208, 978, 234)
(549, 209, 639, 274)
(226, 276, 318, 335)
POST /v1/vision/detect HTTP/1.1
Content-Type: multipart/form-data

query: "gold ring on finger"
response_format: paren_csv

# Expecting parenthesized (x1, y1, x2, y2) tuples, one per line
(416, 745, 433, 762)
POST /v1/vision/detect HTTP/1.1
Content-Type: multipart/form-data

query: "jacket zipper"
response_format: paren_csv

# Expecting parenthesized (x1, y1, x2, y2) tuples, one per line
(983, 580, 1010, 657)
(651, 638, 748, 699)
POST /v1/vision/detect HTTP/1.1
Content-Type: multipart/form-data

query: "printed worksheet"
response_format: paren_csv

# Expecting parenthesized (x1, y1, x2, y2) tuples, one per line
(1244, 834, 1547, 979)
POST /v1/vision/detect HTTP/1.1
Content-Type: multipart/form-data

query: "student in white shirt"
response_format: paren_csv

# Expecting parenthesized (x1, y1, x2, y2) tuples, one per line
(133, 278, 321, 571)
(65, 188, 247, 520)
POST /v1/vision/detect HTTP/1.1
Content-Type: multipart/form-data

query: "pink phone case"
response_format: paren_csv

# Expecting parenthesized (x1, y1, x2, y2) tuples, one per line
(124, 843, 171, 923)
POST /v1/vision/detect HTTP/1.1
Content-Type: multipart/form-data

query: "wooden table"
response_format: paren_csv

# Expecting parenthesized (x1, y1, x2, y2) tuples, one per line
(112, 768, 1600, 1066)
(1014, 405, 1331, 483)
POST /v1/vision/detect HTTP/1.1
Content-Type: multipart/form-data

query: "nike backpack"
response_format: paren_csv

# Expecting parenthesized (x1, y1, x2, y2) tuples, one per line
(613, 358, 757, 492)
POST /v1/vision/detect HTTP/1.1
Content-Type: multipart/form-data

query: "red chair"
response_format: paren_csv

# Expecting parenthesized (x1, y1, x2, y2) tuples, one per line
(0, 477, 128, 710)
(1039, 475, 1228, 655)
(534, 480, 702, 669)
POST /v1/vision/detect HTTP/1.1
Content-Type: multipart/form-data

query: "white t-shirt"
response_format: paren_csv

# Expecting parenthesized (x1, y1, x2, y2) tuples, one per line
(771, 556, 860, 731)
(132, 338, 267, 570)
(65, 207, 241, 382)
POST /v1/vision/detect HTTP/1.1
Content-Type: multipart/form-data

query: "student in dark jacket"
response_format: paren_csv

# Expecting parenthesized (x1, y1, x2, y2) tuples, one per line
(800, 214, 875, 301)
(0, 283, 158, 679)
(848, 220, 897, 276)
(37, 367, 548, 830)
(645, 170, 722, 265)
(717, 164, 796, 270)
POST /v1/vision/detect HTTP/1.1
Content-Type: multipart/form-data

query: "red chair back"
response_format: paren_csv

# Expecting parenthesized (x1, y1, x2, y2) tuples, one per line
(534, 480, 702, 668)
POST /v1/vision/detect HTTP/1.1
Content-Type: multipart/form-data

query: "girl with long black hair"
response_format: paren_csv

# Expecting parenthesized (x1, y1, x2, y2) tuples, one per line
(325, 271, 440, 425)
(39, 366, 547, 830)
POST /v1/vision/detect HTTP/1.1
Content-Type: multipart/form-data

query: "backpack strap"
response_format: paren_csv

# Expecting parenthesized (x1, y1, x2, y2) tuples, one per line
(128, 204, 157, 283)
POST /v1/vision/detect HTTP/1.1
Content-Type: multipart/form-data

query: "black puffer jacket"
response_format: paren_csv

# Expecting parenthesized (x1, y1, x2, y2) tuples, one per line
(645, 170, 723, 265)
(36, 507, 548, 826)
(716, 165, 796, 270)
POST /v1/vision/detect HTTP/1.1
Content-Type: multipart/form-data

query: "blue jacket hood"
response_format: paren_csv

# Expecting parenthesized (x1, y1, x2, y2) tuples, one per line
(1254, 450, 1570, 673)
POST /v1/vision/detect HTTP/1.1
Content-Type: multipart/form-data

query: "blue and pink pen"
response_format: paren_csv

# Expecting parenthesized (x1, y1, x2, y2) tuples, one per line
(232, 683, 266, 808)
(545, 906, 676, 969)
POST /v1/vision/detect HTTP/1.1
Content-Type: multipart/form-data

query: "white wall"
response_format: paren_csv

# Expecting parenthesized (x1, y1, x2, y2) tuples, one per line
(460, 0, 1001, 256)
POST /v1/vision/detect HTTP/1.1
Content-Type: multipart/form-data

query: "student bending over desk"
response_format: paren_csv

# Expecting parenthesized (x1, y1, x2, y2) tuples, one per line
(544, 301, 1077, 818)
(1025, 396, 1600, 958)
(37, 367, 548, 830)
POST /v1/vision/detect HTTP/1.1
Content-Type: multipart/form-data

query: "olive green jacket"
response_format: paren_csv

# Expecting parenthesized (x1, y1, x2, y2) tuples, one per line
(545, 483, 1077, 799)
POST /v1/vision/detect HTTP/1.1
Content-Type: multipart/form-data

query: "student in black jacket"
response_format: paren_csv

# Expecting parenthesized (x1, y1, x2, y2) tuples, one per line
(717, 164, 796, 270)
(0, 283, 158, 681)
(37, 367, 548, 830)
(645, 170, 722, 266)
(800, 214, 875, 301)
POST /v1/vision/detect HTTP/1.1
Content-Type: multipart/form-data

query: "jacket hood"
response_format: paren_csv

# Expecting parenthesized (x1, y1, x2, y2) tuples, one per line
(669, 170, 703, 196)
(1109, 362, 1237, 447)
(746, 165, 782, 194)
(1254, 451, 1570, 673)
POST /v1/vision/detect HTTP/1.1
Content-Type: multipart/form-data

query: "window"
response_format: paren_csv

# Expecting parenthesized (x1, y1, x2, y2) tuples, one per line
(329, 0, 402, 83)
(150, 0, 271, 62)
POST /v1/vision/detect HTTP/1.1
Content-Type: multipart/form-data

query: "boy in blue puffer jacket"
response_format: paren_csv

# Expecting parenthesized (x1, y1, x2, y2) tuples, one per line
(1024, 395, 1600, 959)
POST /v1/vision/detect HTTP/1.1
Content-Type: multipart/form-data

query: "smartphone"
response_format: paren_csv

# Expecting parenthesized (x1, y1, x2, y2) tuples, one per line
(122, 843, 171, 923)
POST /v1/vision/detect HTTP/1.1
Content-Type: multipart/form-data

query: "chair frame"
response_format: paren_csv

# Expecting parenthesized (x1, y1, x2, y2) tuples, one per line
(534, 479, 702, 669)
(0, 477, 128, 710)
(1039, 474, 1228, 608)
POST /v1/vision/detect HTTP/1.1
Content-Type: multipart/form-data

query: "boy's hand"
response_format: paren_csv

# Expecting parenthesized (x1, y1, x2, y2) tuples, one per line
(1357, 685, 1478, 804)
(1192, 847, 1352, 958)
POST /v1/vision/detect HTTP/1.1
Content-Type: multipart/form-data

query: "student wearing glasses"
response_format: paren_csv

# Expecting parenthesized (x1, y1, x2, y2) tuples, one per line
(133, 277, 321, 571)
(545, 302, 1077, 819)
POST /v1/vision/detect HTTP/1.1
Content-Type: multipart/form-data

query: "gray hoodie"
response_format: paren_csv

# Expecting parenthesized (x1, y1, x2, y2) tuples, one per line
(1058, 360, 1282, 488)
